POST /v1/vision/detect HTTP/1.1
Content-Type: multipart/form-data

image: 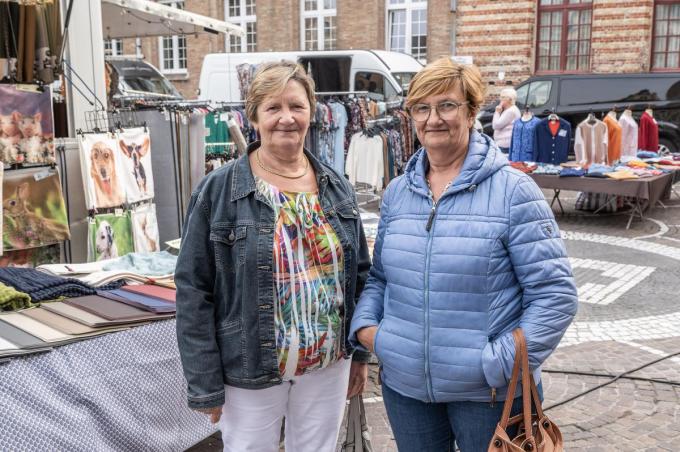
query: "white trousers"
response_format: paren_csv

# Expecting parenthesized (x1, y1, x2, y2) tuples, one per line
(219, 358, 351, 452)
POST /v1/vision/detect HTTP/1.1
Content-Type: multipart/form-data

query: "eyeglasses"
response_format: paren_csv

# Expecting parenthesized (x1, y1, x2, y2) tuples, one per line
(409, 101, 469, 122)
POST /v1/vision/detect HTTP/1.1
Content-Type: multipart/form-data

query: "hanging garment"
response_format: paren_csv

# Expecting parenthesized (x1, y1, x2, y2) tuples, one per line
(345, 132, 384, 189)
(88, 212, 134, 262)
(117, 127, 155, 203)
(534, 117, 571, 165)
(131, 203, 160, 254)
(603, 114, 622, 164)
(638, 111, 659, 152)
(509, 116, 540, 162)
(79, 133, 126, 209)
(203, 112, 231, 155)
(2, 166, 69, 251)
(189, 111, 207, 191)
(329, 101, 348, 176)
(574, 119, 608, 165)
(34, 5, 52, 83)
(618, 113, 639, 158)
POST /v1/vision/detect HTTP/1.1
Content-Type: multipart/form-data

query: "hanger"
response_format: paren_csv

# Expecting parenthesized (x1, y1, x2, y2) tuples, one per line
(548, 108, 559, 121)
(587, 109, 597, 125)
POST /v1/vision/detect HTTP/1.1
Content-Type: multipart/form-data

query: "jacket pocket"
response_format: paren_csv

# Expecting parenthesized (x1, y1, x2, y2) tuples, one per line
(216, 318, 243, 376)
(373, 320, 385, 361)
(210, 225, 247, 273)
(336, 203, 360, 248)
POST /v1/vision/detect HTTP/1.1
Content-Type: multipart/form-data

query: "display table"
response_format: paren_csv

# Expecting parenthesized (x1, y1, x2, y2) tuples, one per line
(0, 320, 217, 451)
(530, 173, 674, 229)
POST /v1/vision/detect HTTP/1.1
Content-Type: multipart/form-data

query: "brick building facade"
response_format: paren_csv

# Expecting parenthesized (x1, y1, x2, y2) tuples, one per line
(106, 1, 679, 101)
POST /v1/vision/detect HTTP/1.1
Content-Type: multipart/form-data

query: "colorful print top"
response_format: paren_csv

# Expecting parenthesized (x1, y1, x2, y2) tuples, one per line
(256, 177, 345, 379)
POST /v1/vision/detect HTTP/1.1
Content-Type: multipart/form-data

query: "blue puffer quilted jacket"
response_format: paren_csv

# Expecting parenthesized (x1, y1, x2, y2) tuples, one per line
(349, 131, 578, 403)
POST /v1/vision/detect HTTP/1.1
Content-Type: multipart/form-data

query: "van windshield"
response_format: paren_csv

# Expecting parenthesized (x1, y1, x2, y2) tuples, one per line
(121, 76, 181, 97)
(392, 72, 416, 94)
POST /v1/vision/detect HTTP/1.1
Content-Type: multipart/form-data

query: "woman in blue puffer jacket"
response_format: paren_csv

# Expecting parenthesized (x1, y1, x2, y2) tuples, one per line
(349, 57, 578, 451)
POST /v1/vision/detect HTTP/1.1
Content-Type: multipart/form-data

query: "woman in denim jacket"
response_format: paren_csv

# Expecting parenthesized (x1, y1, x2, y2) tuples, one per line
(175, 61, 371, 451)
(350, 58, 577, 451)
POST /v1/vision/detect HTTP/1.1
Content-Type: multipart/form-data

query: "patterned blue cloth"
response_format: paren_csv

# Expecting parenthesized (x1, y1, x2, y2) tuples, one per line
(102, 251, 177, 276)
(509, 116, 541, 162)
(0, 268, 121, 302)
(329, 101, 348, 176)
(535, 118, 571, 164)
(559, 168, 586, 177)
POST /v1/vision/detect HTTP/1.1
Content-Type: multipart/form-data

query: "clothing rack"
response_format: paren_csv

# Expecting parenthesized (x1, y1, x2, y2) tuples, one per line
(316, 91, 369, 97)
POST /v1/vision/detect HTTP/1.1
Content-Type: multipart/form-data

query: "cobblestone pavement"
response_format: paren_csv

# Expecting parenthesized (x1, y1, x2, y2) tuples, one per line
(189, 185, 680, 451)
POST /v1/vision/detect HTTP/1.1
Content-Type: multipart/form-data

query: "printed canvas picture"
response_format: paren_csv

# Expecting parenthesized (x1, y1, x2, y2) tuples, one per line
(0, 85, 55, 165)
(79, 133, 125, 209)
(131, 203, 160, 253)
(88, 212, 134, 262)
(3, 167, 70, 251)
(117, 127, 155, 203)
(0, 245, 60, 268)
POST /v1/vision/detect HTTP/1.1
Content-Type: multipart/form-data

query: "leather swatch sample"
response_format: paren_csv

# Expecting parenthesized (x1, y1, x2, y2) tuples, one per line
(98, 289, 175, 314)
(20, 307, 129, 336)
(0, 318, 48, 349)
(41, 301, 138, 328)
(0, 312, 76, 344)
(64, 295, 174, 322)
(120, 284, 176, 303)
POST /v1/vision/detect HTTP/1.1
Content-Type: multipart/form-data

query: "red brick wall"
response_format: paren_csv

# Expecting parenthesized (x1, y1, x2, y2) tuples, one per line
(337, 0, 385, 50)
(427, 0, 454, 61)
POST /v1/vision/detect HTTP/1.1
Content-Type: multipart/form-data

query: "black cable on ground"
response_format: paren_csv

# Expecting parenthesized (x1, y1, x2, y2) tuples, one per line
(543, 350, 680, 411)
(542, 369, 680, 387)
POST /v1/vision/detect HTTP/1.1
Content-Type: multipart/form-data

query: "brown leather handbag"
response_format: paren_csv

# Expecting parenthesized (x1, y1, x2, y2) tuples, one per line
(488, 329, 563, 452)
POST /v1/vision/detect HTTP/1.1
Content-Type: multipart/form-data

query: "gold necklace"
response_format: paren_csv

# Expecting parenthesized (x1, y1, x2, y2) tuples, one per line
(255, 149, 309, 180)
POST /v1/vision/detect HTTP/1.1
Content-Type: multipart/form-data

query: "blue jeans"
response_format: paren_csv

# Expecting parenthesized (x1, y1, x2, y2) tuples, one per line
(382, 382, 544, 452)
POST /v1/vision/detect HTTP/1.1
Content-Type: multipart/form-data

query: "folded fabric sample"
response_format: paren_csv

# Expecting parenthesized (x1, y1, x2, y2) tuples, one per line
(0, 282, 34, 311)
(0, 334, 51, 358)
(510, 161, 538, 173)
(76, 270, 176, 288)
(98, 289, 176, 314)
(102, 251, 178, 276)
(0, 268, 122, 302)
(64, 295, 174, 322)
(41, 301, 142, 328)
(120, 284, 176, 303)
(0, 312, 78, 344)
(37, 261, 107, 276)
(20, 307, 129, 336)
(637, 151, 659, 159)
(627, 160, 650, 168)
(0, 319, 49, 349)
(606, 171, 639, 180)
(559, 168, 586, 177)
(532, 164, 562, 175)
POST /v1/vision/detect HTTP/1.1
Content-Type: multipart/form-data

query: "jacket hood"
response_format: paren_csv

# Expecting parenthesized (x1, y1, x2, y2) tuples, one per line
(405, 130, 508, 198)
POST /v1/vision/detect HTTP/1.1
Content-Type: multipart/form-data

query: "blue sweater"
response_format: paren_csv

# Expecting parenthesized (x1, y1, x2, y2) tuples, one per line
(350, 131, 578, 403)
(509, 116, 541, 162)
(535, 118, 572, 165)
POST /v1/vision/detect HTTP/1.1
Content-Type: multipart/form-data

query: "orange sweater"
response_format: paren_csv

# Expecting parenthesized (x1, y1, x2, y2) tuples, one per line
(603, 115, 622, 165)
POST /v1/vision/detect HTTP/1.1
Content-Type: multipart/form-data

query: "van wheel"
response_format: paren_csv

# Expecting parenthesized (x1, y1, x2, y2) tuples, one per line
(658, 138, 676, 156)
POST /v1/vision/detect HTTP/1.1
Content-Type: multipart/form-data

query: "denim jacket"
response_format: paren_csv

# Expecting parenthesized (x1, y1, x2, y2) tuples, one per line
(175, 141, 371, 409)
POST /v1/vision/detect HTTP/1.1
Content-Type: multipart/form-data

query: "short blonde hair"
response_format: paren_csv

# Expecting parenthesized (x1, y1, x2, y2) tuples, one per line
(245, 61, 316, 123)
(405, 57, 485, 119)
(500, 87, 517, 104)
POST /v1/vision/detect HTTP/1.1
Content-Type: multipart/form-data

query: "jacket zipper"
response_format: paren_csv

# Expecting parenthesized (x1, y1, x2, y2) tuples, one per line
(423, 195, 440, 402)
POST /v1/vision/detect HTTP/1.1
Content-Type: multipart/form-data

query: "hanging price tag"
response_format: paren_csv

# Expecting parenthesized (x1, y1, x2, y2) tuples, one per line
(115, 208, 124, 217)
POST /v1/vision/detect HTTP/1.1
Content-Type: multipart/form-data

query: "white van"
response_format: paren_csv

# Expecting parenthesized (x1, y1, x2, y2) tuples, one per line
(198, 49, 423, 103)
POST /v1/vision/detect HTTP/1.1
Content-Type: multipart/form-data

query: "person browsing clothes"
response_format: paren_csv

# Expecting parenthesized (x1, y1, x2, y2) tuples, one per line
(492, 87, 521, 154)
(350, 57, 578, 452)
(175, 61, 371, 452)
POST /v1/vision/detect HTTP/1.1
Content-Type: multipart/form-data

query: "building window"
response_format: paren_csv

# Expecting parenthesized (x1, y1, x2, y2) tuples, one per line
(158, 1, 187, 74)
(226, 0, 257, 52)
(300, 0, 336, 51)
(536, 0, 592, 73)
(652, 1, 680, 69)
(386, 0, 427, 61)
(104, 39, 123, 57)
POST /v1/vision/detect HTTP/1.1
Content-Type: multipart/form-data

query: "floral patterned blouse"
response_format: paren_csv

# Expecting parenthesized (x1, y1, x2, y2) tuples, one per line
(256, 176, 345, 379)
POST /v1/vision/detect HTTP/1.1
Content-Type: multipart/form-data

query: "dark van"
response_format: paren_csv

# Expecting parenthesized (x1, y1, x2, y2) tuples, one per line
(478, 73, 680, 155)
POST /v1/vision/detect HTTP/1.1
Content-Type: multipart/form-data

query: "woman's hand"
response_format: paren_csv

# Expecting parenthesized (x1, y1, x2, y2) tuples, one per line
(357, 326, 378, 352)
(347, 361, 368, 399)
(195, 406, 223, 424)
(495, 105, 503, 114)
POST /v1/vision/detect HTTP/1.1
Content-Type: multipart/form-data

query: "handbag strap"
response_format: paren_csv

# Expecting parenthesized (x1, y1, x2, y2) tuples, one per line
(499, 330, 523, 428)
(516, 329, 536, 448)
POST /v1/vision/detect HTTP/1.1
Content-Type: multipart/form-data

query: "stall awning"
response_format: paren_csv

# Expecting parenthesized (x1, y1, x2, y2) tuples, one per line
(101, 0, 245, 39)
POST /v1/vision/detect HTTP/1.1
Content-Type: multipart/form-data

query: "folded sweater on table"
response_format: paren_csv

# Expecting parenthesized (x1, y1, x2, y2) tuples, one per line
(0, 282, 34, 311)
(0, 268, 122, 302)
